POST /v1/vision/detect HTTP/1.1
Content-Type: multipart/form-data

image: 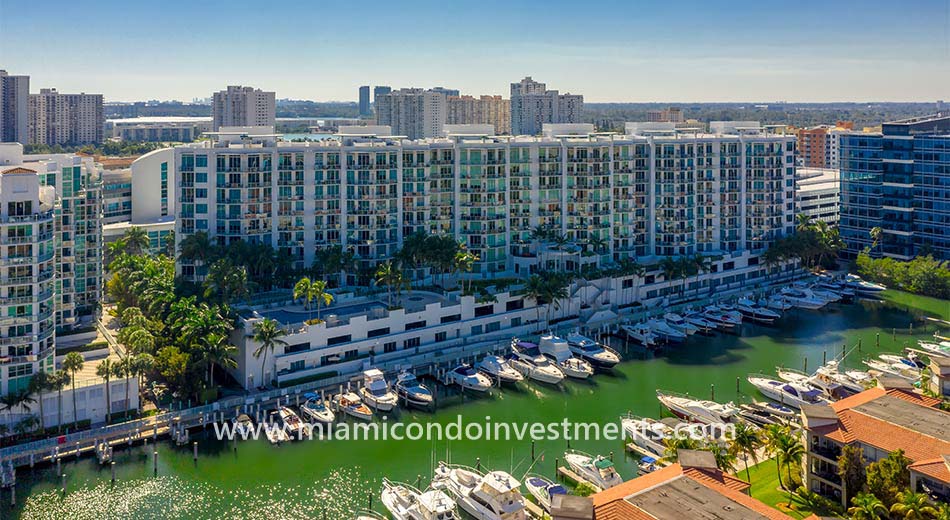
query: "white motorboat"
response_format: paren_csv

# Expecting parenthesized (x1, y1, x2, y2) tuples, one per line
(477, 355, 524, 384)
(446, 363, 494, 392)
(359, 369, 399, 412)
(538, 334, 593, 379)
(764, 295, 793, 312)
(682, 311, 718, 335)
(621, 414, 673, 458)
(879, 353, 926, 369)
(332, 392, 374, 421)
(776, 367, 849, 400)
(509, 341, 565, 385)
(864, 359, 921, 383)
(813, 363, 866, 395)
(278, 406, 304, 439)
(523, 474, 566, 513)
(845, 274, 886, 296)
(814, 278, 856, 302)
(664, 313, 700, 336)
(808, 285, 842, 304)
(265, 411, 290, 444)
(747, 374, 830, 409)
(299, 392, 335, 424)
(381, 478, 459, 520)
(655, 390, 741, 425)
(736, 297, 781, 324)
(738, 402, 796, 427)
(918, 340, 950, 357)
(394, 371, 434, 408)
(619, 323, 659, 347)
(566, 332, 621, 369)
(714, 304, 745, 324)
(701, 307, 740, 330)
(638, 456, 660, 475)
(646, 318, 687, 344)
(233, 413, 254, 438)
(779, 287, 827, 310)
(432, 462, 526, 520)
(563, 450, 623, 490)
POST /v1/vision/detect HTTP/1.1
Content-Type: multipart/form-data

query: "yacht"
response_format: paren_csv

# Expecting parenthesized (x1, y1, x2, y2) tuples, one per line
(864, 359, 921, 383)
(477, 355, 524, 384)
(381, 478, 458, 520)
(538, 334, 593, 379)
(332, 392, 374, 421)
(563, 450, 623, 490)
(359, 369, 399, 412)
(880, 353, 926, 369)
(738, 402, 796, 427)
(764, 294, 793, 312)
(655, 390, 741, 425)
(645, 318, 687, 344)
(446, 364, 494, 392)
(299, 393, 335, 425)
(845, 274, 886, 296)
(566, 332, 621, 369)
(713, 304, 745, 324)
(813, 363, 866, 395)
(918, 339, 950, 357)
(701, 307, 741, 331)
(664, 313, 701, 336)
(621, 414, 674, 458)
(638, 456, 660, 475)
(682, 311, 718, 335)
(747, 374, 830, 409)
(523, 474, 566, 513)
(618, 323, 659, 348)
(509, 342, 565, 385)
(776, 367, 849, 400)
(808, 285, 842, 304)
(432, 462, 527, 520)
(814, 278, 856, 302)
(779, 287, 827, 310)
(736, 297, 781, 324)
(278, 406, 304, 439)
(232, 413, 254, 438)
(394, 372, 434, 408)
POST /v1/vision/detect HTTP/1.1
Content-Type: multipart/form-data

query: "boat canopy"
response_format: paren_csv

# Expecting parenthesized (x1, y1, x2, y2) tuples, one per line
(303, 392, 318, 400)
(594, 458, 614, 470)
(640, 456, 657, 464)
(548, 485, 567, 497)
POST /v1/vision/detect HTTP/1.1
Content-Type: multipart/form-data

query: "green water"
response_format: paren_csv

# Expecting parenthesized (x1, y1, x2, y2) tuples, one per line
(14, 291, 949, 519)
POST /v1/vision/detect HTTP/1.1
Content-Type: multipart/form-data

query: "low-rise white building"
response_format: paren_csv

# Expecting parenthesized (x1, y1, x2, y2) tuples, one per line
(796, 167, 840, 225)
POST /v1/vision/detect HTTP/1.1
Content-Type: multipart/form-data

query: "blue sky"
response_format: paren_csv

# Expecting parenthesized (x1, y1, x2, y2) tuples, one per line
(1, 0, 948, 102)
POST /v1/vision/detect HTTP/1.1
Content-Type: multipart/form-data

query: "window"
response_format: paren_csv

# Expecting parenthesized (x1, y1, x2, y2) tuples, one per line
(474, 305, 494, 317)
(367, 327, 390, 338)
(327, 334, 351, 346)
(505, 299, 524, 311)
(405, 320, 426, 331)
(403, 337, 420, 349)
(383, 341, 396, 353)
(440, 314, 461, 324)
(435, 331, 447, 342)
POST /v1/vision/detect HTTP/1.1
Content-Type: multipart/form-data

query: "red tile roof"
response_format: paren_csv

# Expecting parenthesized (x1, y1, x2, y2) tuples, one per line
(909, 457, 950, 484)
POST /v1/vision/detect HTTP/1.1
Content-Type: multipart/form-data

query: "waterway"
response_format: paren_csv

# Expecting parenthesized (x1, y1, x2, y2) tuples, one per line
(13, 291, 949, 519)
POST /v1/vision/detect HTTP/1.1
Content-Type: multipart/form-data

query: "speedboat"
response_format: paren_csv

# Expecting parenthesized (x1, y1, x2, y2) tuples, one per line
(265, 411, 290, 444)
(332, 392, 374, 421)
(864, 359, 921, 383)
(918, 339, 950, 358)
(880, 353, 926, 369)
(621, 414, 674, 458)
(646, 318, 687, 344)
(566, 332, 621, 369)
(523, 474, 566, 513)
(233, 413, 254, 438)
(538, 334, 593, 379)
(299, 392, 335, 425)
(808, 285, 842, 304)
(432, 462, 526, 520)
(477, 355, 524, 384)
(359, 369, 398, 412)
(638, 456, 660, 475)
(682, 311, 718, 335)
(845, 274, 886, 296)
(394, 371, 434, 408)
(446, 363, 494, 392)
(509, 341, 565, 385)
(655, 390, 740, 425)
(664, 313, 700, 336)
(381, 478, 458, 520)
(814, 278, 855, 302)
(779, 287, 827, 310)
(776, 367, 850, 400)
(278, 406, 304, 438)
(736, 297, 781, 324)
(713, 304, 745, 324)
(764, 295, 793, 312)
(619, 323, 659, 348)
(744, 400, 797, 420)
(738, 402, 796, 427)
(563, 450, 623, 490)
(701, 307, 740, 331)
(747, 374, 830, 409)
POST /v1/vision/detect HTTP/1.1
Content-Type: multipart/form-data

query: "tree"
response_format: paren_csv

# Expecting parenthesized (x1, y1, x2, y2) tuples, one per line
(849, 493, 890, 520)
(122, 226, 151, 256)
(28, 372, 51, 432)
(13, 415, 40, 437)
(689, 253, 710, 297)
(178, 231, 215, 280)
(0, 389, 35, 414)
(869, 226, 883, 255)
(251, 318, 286, 388)
(889, 491, 937, 520)
(706, 442, 737, 473)
(49, 370, 69, 432)
(112, 357, 134, 419)
(541, 273, 570, 324)
(663, 436, 700, 462)
(453, 247, 479, 293)
(202, 332, 237, 385)
(62, 352, 85, 429)
(762, 424, 790, 490)
(866, 449, 912, 509)
(375, 261, 406, 308)
(796, 213, 814, 232)
(524, 274, 547, 327)
(203, 258, 249, 303)
(838, 444, 868, 506)
(294, 277, 333, 322)
(96, 359, 115, 423)
(730, 421, 762, 483)
(776, 430, 806, 490)
(660, 256, 681, 298)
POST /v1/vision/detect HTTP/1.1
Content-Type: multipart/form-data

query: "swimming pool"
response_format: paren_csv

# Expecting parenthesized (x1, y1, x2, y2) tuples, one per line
(259, 300, 386, 324)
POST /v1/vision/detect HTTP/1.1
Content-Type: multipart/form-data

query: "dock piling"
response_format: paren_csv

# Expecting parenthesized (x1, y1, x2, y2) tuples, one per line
(61, 474, 66, 495)
(10, 483, 15, 507)
(710, 383, 715, 401)
(193, 442, 198, 463)
(153, 450, 158, 476)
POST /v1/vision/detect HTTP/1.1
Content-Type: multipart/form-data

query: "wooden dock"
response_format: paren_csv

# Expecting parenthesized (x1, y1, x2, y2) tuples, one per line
(556, 466, 603, 493)
(524, 498, 545, 519)
(624, 443, 670, 467)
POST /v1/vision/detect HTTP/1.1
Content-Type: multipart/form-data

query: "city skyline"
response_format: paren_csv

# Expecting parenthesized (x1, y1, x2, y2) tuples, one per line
(2, 0, 949, 103)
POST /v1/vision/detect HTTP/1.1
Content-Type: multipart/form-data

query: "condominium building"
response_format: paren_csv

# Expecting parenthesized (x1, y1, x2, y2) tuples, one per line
(447, 95, 511, 135)
(28, 89, 104, 145)
(173, 121, 795, 281)
(358, 86, 371, 117)
(102, 148, 175, 254)
(374, 88, 448, 139)
(510, 76, 584, 136)
(211, 86, 276, 131)
(796, 167, 839, 225)
(839, 114, 950, 259)
(109, 116, 212, 142)
(0, 70, 29, 144)
(646, 107, 685, 123)
(373, 86, 391, 105)
(102, 169, 132, 224)
(801, 382, 950, 505)
(430, 87, 460, 97)
(796, 123, 853, 169)
(0, 144, 57, 396)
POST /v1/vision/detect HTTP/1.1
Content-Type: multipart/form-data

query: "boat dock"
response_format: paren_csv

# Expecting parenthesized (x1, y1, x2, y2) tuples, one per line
(524, 498, 545, 519)
(624, 443, 671, 467)
(556, 466, 603, 493)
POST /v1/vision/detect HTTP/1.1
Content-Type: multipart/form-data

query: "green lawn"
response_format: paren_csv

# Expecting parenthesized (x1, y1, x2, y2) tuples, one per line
(881, 289, 950, 321)
(746, 460, 813, 520)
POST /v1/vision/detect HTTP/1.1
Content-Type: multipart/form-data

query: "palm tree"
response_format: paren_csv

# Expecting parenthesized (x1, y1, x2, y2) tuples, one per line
(869, 226, 883, 255)
(28, 372, 50, 432)
(132, 353, 154, 393)
(889, 491, 937, 519)
(96, 359, 115, 423)
(706, 443, 737, 473)
(524, 274, 547, 327)
(935, 504, 950, 520)
(776, 429, 806, 490)
(251, 318, 286, 389)
(689, 253, 710, 297)
(202, 332, 238, 385)
(13, 415, 40, 437)
(178, 231, 215, 280)
(375, 261, 405, 307)
(49, 370, 69, 432)
(662, 436, 700, 462)
(542, 274, 571, 324)
(123, 226, 151, 255)
(730, 421, 762, 483)
(62, 352, 84, 429)
(529, 225, 551, 269)
(0, 389, 35, 414)
(795, 213, 814, 232)
(762, 424, 790, 490)
(849, 493, 889, 520)
(453, 249, 479, 293)
(112, 357, 134, 419)
(659, 256, 681, 298)
(294, 277, 333, 322)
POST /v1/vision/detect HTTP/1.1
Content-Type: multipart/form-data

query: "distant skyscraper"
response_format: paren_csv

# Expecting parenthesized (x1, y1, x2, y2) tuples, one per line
(431, 87, 460, 97)
(28, 89, 104, 145)
(509, 76, 583, 136)
(375, 88, 447, 139)
(211, 86, 275, 131)
(359, 86, 371, 116)
(0, 70, 29, 144)
(373, 86, 391, 105)
(447, 95, 511, 134)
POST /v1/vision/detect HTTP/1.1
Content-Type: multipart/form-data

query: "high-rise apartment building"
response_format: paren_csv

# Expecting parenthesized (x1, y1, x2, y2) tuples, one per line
(211, 86, 276, 131)
(174, 122, 794, 281)
(447, 95, 511, 135)
(647, 107, 685, 123)
(28, 89, 104, 145)
(430, 87, 460, 97)
(0, 71, 29, 144)
(796, 168, 840, 225)
(839, 114, 950, 260)
(510, 77, 584, 136)
(375, 89, 448, 139)
(358, 86, 371, 117)
(373, 86, 391, 105)
(796, 123, 852, 169)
